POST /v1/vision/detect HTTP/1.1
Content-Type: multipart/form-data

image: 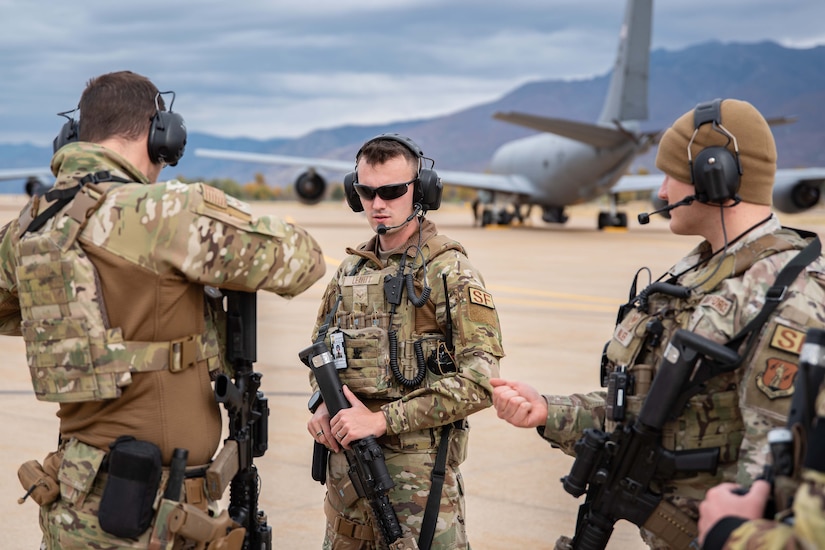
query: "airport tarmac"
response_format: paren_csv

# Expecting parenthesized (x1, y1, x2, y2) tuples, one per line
(1, 195, 823, 549)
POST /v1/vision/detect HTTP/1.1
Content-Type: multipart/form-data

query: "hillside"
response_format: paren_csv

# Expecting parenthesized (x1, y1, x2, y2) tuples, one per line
(2, 40, 823, 189)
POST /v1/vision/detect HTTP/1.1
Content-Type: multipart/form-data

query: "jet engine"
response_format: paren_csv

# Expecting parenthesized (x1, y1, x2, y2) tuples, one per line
(772, 177, 822, 214)
(294, 170, 326, 204)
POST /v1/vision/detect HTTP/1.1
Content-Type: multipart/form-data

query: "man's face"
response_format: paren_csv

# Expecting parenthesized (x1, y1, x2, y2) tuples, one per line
(657, 173, 708, 236)
(355, 155, 418, 246)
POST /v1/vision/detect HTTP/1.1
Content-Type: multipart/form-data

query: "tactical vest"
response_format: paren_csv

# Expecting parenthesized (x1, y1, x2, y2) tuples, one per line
(603, 229, 822, 464)
(325, 235, 464, 401)
(15, 182, 222, 403)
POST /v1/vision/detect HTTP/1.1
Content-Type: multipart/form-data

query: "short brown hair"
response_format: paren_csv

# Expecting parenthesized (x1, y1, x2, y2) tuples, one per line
(357, 138, 419, 174)
(78, 71, 163, 144)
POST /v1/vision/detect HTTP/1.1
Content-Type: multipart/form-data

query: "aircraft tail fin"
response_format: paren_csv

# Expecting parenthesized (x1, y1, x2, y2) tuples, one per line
(597, 0, 653, 125)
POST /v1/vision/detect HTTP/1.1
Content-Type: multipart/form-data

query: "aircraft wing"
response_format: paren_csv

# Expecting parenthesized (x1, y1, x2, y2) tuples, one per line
(436, 169, 535, 195)
(195, 148, 353, 172)
(196, 148, 537, 196)
(610, 173, 662, 193)
(0, 168, 52, 181)
(610, 168, 825, 215)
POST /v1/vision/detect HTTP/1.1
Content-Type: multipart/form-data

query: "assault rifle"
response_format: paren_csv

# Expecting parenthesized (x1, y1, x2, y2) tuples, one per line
(214, 291, 273, 550)
(299, 340, 419, 550)
(561, 329, 740, 550)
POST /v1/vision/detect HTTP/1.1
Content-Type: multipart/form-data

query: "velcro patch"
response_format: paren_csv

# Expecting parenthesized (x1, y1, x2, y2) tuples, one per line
(756, 358, 798, 398)
(769, 324, 806, 356)
(201, 185, 227, 209)
(468, 286, 497, 326)
(699, 294, 732, 317)
(342, 274, 381, 287)
(468, 287, 495, 309)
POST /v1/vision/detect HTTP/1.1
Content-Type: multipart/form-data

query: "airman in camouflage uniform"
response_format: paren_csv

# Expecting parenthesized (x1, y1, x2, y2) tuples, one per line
(1, 71, 325, 549)
(306, 134, 503, 549)
(491, 99, 825, 549)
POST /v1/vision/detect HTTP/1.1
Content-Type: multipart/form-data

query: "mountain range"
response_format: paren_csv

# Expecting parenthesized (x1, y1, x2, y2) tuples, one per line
(2, 40, 824, 190)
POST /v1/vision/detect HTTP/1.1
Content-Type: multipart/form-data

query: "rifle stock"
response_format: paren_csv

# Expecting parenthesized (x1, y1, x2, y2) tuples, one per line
(215, 291, 272, 550)
(561, 329, 739, 550)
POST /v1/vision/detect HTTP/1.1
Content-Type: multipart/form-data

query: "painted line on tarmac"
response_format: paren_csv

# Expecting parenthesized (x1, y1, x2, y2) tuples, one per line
(494, 296, 617, 313)
(487, 284, 619, 305)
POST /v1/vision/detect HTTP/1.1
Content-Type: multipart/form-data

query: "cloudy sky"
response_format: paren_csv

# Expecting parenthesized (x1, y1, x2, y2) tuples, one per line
(2, 0, 824, 146)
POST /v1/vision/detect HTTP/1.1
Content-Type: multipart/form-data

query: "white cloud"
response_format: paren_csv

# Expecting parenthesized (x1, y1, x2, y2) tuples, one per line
(0, 0, 823, 144)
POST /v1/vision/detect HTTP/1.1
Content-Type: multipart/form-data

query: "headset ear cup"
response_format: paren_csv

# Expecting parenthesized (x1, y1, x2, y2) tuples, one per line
(417, 169, 442, 211)
(148, 111, 187, 166)
(53, 119, 80, 153)
(343, 171, 363, 212)
(692, 146, 740, 204)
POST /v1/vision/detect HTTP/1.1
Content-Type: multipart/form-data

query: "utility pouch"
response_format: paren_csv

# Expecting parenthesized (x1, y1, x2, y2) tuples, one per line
(98, 436, 162, 539)
(17, 459, 60, 506)
(312, 441, 328, 484)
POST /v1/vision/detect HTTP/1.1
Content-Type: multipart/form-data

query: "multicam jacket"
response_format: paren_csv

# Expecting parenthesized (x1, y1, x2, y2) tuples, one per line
(540, 216, 825, 536)
(0, 142, 325, 464)
(310, 218, 503, 458)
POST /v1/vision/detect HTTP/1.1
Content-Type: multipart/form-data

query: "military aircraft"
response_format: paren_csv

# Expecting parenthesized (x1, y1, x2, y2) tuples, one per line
(194, 0, 825, 229)
(0, 168, 52, 196)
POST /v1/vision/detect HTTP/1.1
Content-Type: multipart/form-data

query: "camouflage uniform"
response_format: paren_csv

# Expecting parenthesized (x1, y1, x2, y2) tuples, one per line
(702, 381, 825, 549)
(310, 218, 503, 549)
(539, 217, 825, 549)
(0, 142, 325, 548)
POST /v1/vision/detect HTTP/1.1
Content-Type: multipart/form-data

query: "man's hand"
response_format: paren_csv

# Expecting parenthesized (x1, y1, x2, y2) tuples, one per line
(490, 378, 548, 429)
(697, 480, 771, 544)
(329, 385, 387, 450)
(307, 402, 342, 452)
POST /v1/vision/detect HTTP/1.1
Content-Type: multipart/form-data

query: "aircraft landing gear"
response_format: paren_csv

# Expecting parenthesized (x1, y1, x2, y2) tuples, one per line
(541, 206, 569, 224)
(477, 203, 528, 227)
(597, 211, 628, 230)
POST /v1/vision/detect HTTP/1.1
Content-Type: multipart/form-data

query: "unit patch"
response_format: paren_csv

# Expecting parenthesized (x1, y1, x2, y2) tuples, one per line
(468, 287, 495, 309)
(769, 324, 806, 355)
(756, 358, 798, 398)
(468, 286, 497, 326)
(699, 294, 732, 316)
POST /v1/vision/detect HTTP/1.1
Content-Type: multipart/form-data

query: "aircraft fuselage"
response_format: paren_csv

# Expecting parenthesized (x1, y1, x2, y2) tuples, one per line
(489, 133, 640, 207)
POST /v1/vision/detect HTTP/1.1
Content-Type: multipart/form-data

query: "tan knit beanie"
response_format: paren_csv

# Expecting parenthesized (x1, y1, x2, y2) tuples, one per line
(655, 99, 776, 205)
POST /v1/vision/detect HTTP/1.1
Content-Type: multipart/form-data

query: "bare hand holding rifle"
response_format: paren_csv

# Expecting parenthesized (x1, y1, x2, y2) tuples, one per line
(300, 341, 419, 550)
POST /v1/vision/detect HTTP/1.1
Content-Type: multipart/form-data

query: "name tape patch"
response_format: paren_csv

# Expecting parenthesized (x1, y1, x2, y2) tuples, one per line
(468, 286, 495, 309)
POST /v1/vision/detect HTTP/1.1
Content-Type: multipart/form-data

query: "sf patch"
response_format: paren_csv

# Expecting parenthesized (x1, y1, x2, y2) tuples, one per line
(756, 358, 798, 398)
(468, 285, 497, 326)
(754, 323, 804, 399)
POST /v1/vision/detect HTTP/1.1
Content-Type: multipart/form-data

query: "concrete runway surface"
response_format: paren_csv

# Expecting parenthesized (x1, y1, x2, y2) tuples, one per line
(1, 194, 823, 549)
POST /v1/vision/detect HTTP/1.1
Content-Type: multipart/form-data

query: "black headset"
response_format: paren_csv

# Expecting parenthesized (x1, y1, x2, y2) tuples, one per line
(343, 133, 442, 213)
(52, 91, 187, 167)
(688, 98, 743, 205)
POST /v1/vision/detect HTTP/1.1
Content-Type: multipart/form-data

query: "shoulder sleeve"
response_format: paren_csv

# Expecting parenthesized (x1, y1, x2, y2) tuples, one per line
(541, 391, 607, 455)
(0, 220, 22, 334)
(83, 181, 326, 298)
(429, 248, 504, 358)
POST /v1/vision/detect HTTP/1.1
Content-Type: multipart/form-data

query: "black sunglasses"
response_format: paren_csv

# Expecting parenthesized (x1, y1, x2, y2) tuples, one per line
(353, 177, 416, 201)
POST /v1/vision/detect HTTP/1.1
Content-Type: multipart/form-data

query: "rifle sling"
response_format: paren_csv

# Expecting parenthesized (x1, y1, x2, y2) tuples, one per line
(418, 423, 453, 550)
(676, 233, 821, 410)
